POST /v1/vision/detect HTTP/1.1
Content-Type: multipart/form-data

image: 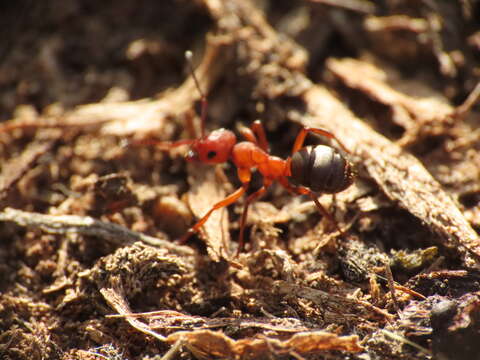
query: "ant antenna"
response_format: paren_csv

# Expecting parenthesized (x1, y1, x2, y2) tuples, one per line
(185, 50, 207, 138)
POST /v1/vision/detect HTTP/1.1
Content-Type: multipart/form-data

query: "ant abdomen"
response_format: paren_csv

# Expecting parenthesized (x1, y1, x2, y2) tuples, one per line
(289, 145, 354, 194)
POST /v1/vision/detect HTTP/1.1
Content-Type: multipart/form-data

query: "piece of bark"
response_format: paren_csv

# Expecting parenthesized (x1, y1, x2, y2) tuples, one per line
(186, 165, 230, 261)
(276, 280, 394, 322)
(326, 57, 453, 146)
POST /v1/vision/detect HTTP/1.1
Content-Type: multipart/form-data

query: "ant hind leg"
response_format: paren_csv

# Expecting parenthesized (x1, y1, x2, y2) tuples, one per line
(308, 192, 344, 235)
(280, 177, 344, 235)
(237, 181, 271, 255)
(292, 127, 349, 154)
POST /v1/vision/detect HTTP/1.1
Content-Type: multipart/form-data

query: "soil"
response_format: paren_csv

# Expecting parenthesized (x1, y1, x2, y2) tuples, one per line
(1, 1, 480, 359)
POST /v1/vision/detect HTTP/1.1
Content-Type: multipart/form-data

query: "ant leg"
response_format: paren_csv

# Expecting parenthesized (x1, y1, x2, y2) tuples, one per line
(308, 192, 343, 235)
(199, 96, 208, 138)
(238, 125, 259, 144)
(292, 127, 349, 154)
(179, 183, 248, 244)
(250, 120, 270, 152)
(237, 180, 272, 255)
(237, 120, 270, 153)
(185, 51, 208, 138)
(279, 177, 343, 235)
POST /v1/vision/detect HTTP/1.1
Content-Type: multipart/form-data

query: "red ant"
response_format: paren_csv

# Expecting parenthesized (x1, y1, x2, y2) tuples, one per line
(135, 51, 355, 254)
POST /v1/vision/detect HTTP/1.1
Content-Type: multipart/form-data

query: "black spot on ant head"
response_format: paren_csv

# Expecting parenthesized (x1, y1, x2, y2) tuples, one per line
(207, 151, 217, 159)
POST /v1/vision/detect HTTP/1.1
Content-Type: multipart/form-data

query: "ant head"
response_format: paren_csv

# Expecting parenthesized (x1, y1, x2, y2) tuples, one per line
(186, 129, 237, 164)
(183, 52, 236, 164)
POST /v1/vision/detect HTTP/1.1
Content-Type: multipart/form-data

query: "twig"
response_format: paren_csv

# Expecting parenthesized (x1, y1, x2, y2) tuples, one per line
(307, 0, 375, 14)
(453, 80, 480, 120)
(384, 262, 400, 314)
(381, 329, 432, 356)
(100, 282, 167, 342)
(0, 207, 194, 256)
(160, 337, 185, 360)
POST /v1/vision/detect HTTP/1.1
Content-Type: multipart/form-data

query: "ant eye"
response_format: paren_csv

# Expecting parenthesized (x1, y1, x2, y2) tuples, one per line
(207, 151, 217, 159)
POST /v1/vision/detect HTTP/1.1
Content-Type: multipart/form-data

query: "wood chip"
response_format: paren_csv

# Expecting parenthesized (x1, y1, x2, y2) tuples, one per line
(186, 165, 230, 261)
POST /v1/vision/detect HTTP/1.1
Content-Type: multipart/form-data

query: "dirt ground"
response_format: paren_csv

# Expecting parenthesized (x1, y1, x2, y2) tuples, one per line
(1, 1, 480, 359)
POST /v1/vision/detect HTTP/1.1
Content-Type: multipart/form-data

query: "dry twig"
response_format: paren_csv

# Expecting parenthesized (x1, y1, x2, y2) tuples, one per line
(0, 207, 194, 255)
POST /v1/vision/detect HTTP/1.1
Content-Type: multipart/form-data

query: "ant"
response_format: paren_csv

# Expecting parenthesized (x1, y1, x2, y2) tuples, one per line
(134, 51, 355, 254)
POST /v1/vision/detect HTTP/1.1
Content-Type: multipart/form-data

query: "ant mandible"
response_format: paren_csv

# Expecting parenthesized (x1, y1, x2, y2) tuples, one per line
(138, 51, 355, 254)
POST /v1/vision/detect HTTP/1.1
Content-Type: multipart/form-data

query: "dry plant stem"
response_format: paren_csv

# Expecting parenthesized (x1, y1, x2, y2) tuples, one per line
(100, 282, 167, 342)
(381, 329, 432, 356)
(0, 207, 194, 256)
(160, 338, 185, 360)
(394, 286, 425, 300)
(0, 117, 111, 134)
(108, 310, 311, 333)
(307, 0, 376, 14)
(453, 80, 480, 119)
(384, 262, 400, 314)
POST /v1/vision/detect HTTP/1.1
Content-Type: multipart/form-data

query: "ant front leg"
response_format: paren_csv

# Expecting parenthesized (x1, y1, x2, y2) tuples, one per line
(292, 127, 349, 154)
(179, 182, 249, 245)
